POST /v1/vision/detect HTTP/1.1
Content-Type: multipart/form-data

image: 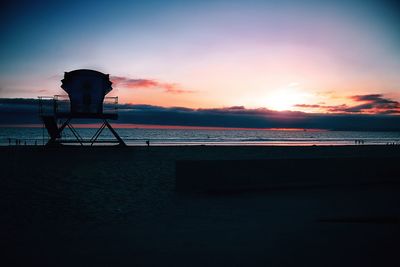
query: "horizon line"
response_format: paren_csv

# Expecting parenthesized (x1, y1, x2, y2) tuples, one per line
(0, 123, 327, 132)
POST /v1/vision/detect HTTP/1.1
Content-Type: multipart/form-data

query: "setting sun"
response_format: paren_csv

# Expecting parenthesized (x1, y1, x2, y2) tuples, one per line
(265, 85, 310, 111)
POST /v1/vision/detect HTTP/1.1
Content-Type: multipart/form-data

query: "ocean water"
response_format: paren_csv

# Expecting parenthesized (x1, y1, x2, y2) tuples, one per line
(1, 126, 400, 146)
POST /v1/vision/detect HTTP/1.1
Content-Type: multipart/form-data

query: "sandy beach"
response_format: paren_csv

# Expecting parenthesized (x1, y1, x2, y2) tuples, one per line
(1, 145, 400, 266)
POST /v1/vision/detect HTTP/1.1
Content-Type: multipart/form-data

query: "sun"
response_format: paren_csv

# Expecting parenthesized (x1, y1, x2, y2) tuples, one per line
(264, 85, 309, 111)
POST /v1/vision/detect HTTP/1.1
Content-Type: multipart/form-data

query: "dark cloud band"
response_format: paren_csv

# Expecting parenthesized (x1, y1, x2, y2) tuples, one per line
(1, 98, 400, 131)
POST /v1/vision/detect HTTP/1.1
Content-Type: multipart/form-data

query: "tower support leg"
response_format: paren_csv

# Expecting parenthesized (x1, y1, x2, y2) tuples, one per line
(46, 118, 71, 146)
(90, 122, 107, 146)
(104, 119, 126, 146)
(44, 117, 126, 146)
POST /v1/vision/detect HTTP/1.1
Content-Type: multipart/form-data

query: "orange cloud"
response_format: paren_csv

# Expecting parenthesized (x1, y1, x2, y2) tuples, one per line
(295, 94, 400, 114)
(111, 76, 193, 94)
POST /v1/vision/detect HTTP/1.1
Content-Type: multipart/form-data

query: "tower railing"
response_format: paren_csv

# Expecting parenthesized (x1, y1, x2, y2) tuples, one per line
(38, 95, 119, 118)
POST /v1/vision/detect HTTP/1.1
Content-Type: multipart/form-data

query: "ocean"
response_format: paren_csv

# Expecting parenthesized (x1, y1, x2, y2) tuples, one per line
(1, 126, 400, 146)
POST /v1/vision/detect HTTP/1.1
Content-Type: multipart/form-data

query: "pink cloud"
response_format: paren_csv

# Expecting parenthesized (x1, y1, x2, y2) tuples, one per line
(111, 76, 192, 94)
(295, 94, 400, 114)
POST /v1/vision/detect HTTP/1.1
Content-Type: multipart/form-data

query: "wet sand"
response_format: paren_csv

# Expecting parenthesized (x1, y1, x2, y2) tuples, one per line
(1, 146, 400, 266)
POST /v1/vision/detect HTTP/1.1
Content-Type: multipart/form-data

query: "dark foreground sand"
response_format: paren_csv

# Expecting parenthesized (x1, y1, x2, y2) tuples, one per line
(1, 146, 400, 266)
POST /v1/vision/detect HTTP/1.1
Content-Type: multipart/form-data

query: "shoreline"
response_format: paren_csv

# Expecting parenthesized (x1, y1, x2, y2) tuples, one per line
(2, 140, 400, 146)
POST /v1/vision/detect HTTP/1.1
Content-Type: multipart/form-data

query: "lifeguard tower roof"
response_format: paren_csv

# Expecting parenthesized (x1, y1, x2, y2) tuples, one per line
(61, 69, 113, 115)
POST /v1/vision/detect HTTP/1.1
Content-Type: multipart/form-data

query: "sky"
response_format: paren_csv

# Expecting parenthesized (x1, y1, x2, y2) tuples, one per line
(1, 0, 400, 116)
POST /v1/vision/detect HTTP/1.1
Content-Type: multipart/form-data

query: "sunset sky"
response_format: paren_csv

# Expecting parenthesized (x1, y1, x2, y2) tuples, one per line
(1, 0, 400, 115)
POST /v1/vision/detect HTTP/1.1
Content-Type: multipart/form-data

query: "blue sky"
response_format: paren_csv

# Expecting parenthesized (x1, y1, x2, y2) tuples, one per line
(1, 0, 400, 113)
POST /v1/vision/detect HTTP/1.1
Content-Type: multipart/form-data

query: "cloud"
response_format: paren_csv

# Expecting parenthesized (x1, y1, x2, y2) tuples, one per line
(295, 103, 349, 113)
(111, 77, 158, 88)
(351, 94, 395, 102)
(294, 104, 322, 108)
(1, 98, 400, 131)
(114, 104, 400, 131)
(295, 94, 400, 114)
(110, 76, 192, 94)
(347, 94, 400, 113)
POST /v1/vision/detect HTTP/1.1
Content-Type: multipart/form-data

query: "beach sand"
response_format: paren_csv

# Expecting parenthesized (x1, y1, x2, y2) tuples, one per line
(1, 146, 400, 266)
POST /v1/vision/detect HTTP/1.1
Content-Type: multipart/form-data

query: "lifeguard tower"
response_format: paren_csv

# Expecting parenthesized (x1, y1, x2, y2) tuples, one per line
(38, 69, 126, 146)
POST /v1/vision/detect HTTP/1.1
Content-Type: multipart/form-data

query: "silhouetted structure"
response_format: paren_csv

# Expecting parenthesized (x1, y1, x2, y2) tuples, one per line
(38, 69, 126, 146)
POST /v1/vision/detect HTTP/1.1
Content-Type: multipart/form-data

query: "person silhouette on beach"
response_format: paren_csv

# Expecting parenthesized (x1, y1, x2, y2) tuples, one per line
(146, 140, 150, 147)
